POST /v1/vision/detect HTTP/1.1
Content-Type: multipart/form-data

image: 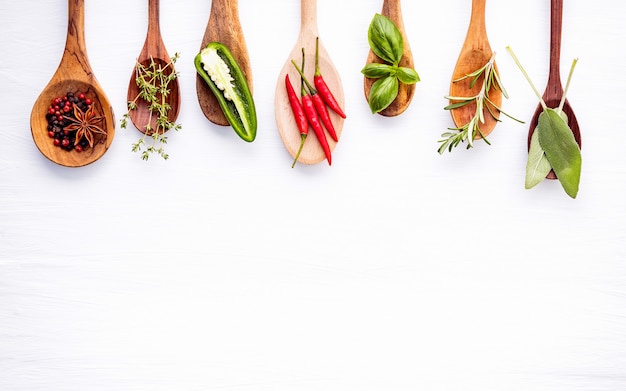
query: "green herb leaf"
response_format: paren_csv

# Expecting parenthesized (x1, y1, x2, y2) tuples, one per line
(361, 63, 395, 79)
(368, 75, 399, 113)
(537, 108, 582, 198)
(396, 67, 420, 84)
(367, 14, 403, 65)
(525, 129, 552, 189)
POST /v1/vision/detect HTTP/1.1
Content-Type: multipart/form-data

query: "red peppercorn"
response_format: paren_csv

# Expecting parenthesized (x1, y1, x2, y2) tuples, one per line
(79, 93, 85, 100)
(85, 98, 92, 105)
(74, 144, 83, 152)
(48, 131, 55, 138)
(53, 138, 61, 146)
(61, 138, 70, 147)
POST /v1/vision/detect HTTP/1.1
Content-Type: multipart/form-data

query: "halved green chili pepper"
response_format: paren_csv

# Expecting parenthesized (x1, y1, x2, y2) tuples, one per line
(194, 42, 257, 142)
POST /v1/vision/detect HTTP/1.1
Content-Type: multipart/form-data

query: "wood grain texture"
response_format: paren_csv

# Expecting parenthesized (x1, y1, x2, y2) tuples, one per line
(196, 0, 252, 127)
(449, 0, 501, 139)
(29, 0, 115, 167)
(274, 0, 345, 166)
(126, 0, 181, 135)
(363, 0, 415, 117)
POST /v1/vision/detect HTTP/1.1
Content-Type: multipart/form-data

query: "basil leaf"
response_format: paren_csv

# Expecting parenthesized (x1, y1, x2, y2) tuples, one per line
(396, 67, 420, 84)
(368, 14, 403, 65)
(525, 128, 552, 189)
(361, 63, 395, 79)
(537, 108, 582, 198)
(368, 76, 399, 113)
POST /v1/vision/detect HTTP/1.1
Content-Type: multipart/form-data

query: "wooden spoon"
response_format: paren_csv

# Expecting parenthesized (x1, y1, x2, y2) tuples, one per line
(127, 0, 180, 134)
(30, 0, 114, 167)
(196, 0, 252, 126)
(449, 0, 501, 139)
(528, 0, 581, 179)
(275, 0, 345, 165)
(363, 0, 415, 117)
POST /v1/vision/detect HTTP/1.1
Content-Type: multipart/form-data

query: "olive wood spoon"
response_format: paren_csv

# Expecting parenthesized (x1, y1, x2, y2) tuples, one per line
(364, 0, 415, 117)
(528, 0, 581, 180)
(30, 0, 115, 167)
(127, 0, 180, 135)
(449, 0, 501, 139)
(274, 0, 345, 165)
(196, 0, 252, 126)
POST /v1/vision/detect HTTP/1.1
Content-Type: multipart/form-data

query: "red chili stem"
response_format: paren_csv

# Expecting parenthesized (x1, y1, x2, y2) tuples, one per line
(314, 37, 346, 119)
(291, 57, 338, 142)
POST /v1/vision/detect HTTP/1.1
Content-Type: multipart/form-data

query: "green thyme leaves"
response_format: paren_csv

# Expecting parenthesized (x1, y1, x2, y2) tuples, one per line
(362, 14, 419, 114)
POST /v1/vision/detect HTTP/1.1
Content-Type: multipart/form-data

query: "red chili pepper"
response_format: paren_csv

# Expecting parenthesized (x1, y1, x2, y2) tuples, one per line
(314, 37, 346, 119)
(291, 57, 339, 143)
(286, 74, 308, 168)
(292, 55, 331, 165)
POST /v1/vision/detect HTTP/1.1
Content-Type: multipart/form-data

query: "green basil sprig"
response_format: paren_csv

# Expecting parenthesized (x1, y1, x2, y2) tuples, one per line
(361, 14, 420, 114)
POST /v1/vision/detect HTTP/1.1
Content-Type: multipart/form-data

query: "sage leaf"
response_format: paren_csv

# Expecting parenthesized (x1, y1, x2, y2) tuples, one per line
(361, 63, 395, 79)
(368, 75, 398, 113)
(525, 129, 552, 189)
(396, 67, 420, 84)
(537, 108, 582, 198)
(368, 14, 403, 66)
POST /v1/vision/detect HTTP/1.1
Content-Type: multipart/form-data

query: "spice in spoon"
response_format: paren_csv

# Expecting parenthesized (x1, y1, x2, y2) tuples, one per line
(440, 52, 523, 154)
(507, 46, 581, 198)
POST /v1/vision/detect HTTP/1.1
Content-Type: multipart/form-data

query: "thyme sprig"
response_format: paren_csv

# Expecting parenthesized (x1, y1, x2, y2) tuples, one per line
(439, 52, 523, 154)
(121, 53, 182, 161)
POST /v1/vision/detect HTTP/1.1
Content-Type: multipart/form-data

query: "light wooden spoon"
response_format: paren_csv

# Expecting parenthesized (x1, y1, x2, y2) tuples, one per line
(364, 0, 415, 117)
(127, 0, 180, 134)
(196, 0, 252, 126)
(527, 0, 581, 180)
(449, 0, 501, 139)
(30, 0, 115, 167)
(275, 0, 345, 165)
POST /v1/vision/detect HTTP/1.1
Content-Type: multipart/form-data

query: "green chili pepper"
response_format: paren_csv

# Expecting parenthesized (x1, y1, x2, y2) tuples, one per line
(194, 42, 257, 142)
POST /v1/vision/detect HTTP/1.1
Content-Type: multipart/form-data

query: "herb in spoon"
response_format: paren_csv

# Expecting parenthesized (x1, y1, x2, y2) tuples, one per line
(507, 46, 581, 198)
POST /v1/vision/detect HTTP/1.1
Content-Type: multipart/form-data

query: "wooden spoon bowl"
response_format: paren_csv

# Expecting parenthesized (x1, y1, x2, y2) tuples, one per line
(275, 0, 345, 165)
(196, 0, 252, 126)
(449, 0, 501, 139)
(30, 0, 114, 167)
(527, 0, 581, 180)
(127, 0, 180, 134)
(364, 0, 415, 117)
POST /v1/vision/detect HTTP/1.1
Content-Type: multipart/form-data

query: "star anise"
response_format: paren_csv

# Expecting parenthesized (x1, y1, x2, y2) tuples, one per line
(64, 104, 107, 148)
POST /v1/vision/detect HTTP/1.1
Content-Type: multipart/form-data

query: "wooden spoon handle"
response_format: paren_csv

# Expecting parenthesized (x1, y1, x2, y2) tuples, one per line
(466, 0, 487, 44)
(300, 0, 319, 36)
(147, 0, 161, 37)
(546, 0, 563, 90)
(61, 0, 89, 68)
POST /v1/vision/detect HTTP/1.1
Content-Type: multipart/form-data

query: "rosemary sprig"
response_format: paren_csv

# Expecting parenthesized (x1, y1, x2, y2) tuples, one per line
(121, 53, 182, 161)
(439, 52, 523, 154)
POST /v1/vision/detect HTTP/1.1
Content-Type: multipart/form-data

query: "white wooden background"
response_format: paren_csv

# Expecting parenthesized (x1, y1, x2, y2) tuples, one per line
(1, 1, 625, 390)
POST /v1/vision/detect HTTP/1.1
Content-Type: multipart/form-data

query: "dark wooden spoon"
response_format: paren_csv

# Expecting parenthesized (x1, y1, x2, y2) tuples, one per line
(196, 0, 252, 126)
(127, 0, 180, 134)
(449, 0, 501, 139)
(528, 0, 581, 179)
(30, 0, 115, 167)
(364, 0, 415, 117)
